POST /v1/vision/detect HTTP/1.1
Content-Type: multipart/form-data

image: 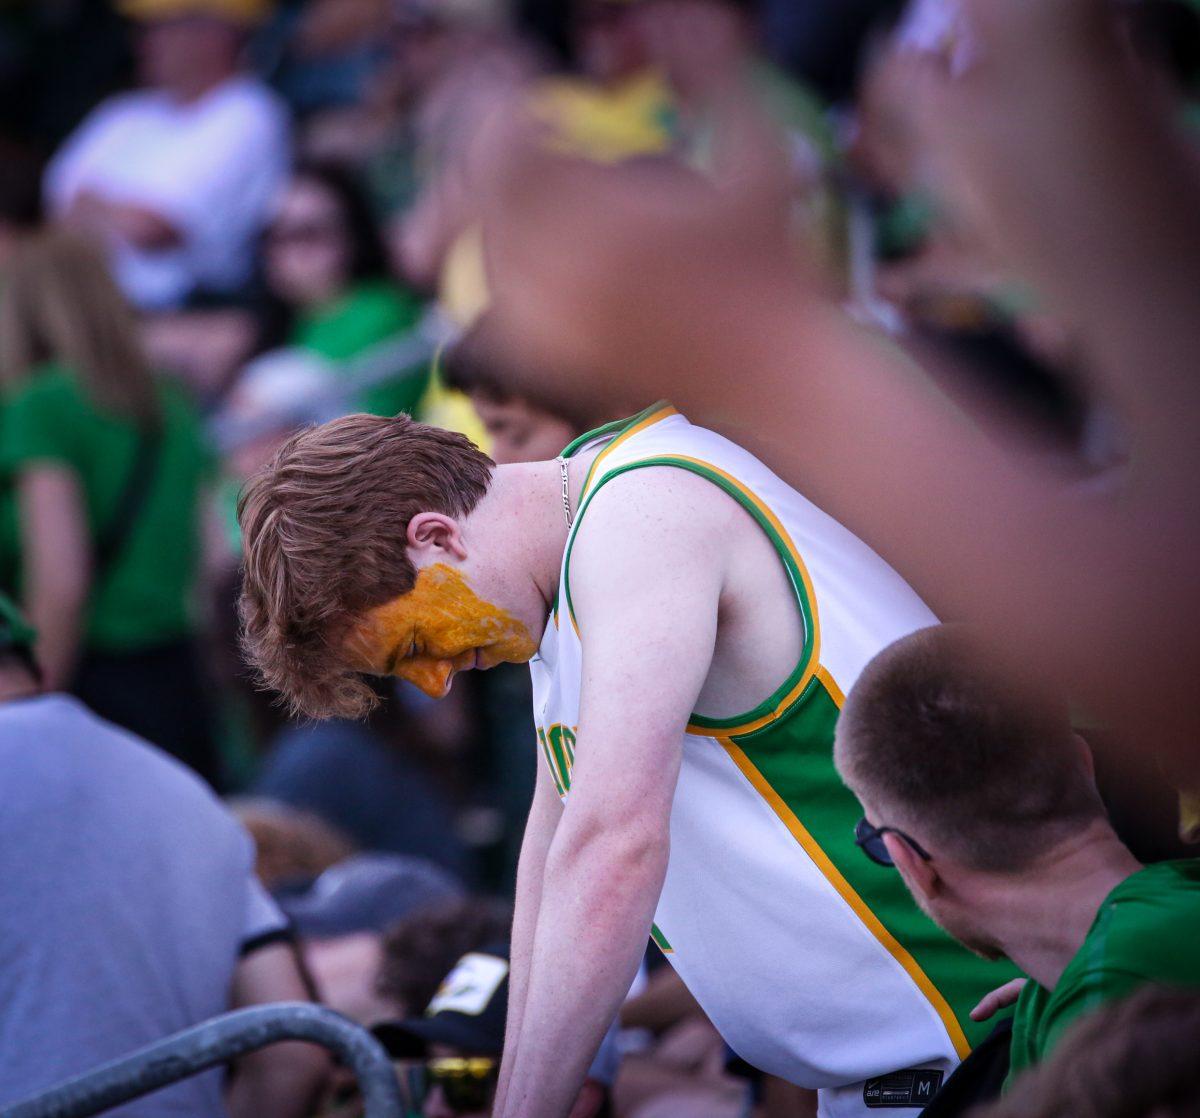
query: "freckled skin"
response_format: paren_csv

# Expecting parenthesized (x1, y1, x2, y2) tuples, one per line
(346, 564, 537, 698)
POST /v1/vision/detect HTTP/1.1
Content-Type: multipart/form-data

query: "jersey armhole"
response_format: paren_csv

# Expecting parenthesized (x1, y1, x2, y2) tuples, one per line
(562, 454, 821, 734)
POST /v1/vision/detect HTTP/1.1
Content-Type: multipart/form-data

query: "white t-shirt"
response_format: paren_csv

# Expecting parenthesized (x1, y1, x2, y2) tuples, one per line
(46, 75, 290, 309)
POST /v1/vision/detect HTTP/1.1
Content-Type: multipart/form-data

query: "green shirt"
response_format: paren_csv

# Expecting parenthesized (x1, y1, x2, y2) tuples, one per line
(290, 279, 429, 418)
(0, 364, 212, 651)
(1008, 860, 1200, 1082)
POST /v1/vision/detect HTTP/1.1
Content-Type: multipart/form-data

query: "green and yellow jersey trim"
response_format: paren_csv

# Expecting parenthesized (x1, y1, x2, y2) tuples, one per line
(552, 402, 677, 632)
(559, 442, 990, 1056)
(718, 707, 973, 1061)
(564, 450, 819, 735)
(579, 402, 678, 497)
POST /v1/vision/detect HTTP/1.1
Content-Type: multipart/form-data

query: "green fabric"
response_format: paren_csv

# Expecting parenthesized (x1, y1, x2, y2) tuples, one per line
(0, 590, 36, 652)
(732, 679, 1018, 1053)
(291, 279, 429, 418)
(561, 412, 1019, 1052)
(1008, 860, 1200, 1083)
(565, 453, 819, 731)
(0, 364, 212, 650)
(877, 191, 937, 260)
(749, 61, 837, 164)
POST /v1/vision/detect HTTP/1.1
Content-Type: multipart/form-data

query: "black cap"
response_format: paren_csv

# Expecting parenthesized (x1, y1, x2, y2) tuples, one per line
(373, 944, 509, 1058)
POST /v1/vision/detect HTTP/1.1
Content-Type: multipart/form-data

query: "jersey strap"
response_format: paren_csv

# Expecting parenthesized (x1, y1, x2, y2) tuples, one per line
(564, 450, 818, 735)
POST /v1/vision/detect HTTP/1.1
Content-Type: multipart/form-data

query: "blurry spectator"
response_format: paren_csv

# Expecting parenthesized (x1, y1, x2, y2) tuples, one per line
(268, 0, 395, 117)
(0, 592, 328, 1117)
(279, 853, 463, 940)
(528, 0, 673, 165)
(396, 33, 544, 293)
(630, 0, 845, 277)
(44, 0, 289, 310)
(376, 896, 513, 1019)
(375, 944, 610, 1118)
(217, 349, 334, 486)
(277, 853, 464, 1026)
(441, 323, 581, 464)
(252, 719, 471, 877)
(0, 232, 218, 781)
(614, 966, 759, 1118)
(833, 625, 1200, 1090)
(262, 160, 430, 418)
(293, 0, 522, 221)
(975, 986, 1200, 1118)
(231, 799, 359, 890)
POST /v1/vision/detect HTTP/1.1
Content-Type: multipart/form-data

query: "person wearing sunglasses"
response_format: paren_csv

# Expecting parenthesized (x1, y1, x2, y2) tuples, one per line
(374, 945, 612, 1118)
(261, 161, 429, 421)
(833, 624, 1200, 1097)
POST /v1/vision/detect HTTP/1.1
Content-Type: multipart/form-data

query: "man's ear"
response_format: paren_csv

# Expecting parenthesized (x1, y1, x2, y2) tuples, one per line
(406, 512, 468, 562)
(885, 833, 940, 904)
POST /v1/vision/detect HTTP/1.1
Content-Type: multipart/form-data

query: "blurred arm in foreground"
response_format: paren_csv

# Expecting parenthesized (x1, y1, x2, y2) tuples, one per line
(477, 0, 1200, 772)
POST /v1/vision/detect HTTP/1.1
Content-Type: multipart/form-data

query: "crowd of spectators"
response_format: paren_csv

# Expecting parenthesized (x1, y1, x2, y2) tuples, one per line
(2, 0, 1199, 1114)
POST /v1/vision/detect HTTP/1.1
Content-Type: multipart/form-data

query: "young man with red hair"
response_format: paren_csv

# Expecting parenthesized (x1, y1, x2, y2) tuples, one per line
(239, 406, 1015, 1118)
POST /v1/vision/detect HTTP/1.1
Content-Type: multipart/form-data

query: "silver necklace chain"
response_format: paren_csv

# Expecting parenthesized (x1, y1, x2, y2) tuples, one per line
(557, 456, 573, 529)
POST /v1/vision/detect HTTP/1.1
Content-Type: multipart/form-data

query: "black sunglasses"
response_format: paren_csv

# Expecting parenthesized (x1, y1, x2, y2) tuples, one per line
(855, 817, 932, 867)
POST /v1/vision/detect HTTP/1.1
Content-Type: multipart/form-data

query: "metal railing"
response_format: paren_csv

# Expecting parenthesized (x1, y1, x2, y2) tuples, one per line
(0, 1003, 404, 1118)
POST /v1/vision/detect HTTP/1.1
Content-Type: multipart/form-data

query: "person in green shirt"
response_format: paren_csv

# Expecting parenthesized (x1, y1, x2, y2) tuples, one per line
(262, 160, 429, 418)
(978, 985, 1200, 1118)
(833, 624, 1200, 1096)
(0, 230, 218, 782)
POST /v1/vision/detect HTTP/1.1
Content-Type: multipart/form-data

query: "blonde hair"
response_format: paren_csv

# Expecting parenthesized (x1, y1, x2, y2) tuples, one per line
(0, 231, 159, 422)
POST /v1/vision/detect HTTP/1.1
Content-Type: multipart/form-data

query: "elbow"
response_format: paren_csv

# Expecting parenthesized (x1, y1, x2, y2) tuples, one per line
(546, 811, 670, 891)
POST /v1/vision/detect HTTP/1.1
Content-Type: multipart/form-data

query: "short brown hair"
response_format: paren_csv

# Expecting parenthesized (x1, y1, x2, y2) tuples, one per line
(238, 414, 494, 719)
(834, 625, 1104, 872)
(376, 896, 513, 1016)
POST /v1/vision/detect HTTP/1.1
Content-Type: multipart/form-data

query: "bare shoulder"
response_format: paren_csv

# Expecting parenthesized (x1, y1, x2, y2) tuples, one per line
(572, 464, 739, 557)
(567, 465, 738, 621)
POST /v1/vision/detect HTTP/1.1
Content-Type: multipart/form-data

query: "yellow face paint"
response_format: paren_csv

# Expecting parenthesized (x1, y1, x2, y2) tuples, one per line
(345, 564, 537, 699)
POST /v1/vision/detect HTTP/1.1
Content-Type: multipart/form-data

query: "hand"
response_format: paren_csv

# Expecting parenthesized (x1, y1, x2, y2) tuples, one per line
(902, 0, 1125, 256)
(60, 190, 179, 250)
(969, 977, 1027, 1022)
(478, 89, 795, 401)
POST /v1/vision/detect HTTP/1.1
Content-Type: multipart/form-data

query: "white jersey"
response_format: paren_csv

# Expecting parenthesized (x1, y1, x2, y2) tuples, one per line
(530, 405, 1015, 1116)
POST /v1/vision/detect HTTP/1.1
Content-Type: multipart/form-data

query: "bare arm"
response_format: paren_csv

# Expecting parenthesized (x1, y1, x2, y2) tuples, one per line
(910, 0, 1200, 449)
(477, 24, 1200, 760)
(498, 470, 721, 1118)
(62, 191, 183, 250)
(18, 467, 91, 689)
(493, 748, 564, 1116)
(226, 942, 332, 1118)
